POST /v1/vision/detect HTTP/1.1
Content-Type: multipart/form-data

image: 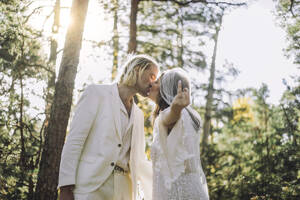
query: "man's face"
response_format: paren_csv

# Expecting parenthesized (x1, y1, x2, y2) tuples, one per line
(136, 64, 158, 97)
(148, 77, 160, 103)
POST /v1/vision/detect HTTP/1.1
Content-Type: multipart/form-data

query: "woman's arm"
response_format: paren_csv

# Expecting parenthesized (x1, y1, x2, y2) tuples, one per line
(161, 80, 190, 129)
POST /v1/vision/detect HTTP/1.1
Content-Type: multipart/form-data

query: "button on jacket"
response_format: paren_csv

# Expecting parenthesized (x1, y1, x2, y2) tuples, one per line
(58, 83, 152, 200)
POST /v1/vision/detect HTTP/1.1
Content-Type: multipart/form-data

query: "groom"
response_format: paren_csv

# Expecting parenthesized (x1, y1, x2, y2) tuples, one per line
(58, 55, 159, 200)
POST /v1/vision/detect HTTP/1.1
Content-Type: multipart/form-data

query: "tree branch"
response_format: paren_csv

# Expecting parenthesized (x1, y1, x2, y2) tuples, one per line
(21, 61, 55, 75)
(140, 0, 246, 6)
(24, 6, 44, 23)
(289, 0, 300, 17)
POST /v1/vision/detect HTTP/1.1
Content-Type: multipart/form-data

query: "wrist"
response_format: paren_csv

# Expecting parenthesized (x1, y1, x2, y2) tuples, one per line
(171, 104, 182, 115)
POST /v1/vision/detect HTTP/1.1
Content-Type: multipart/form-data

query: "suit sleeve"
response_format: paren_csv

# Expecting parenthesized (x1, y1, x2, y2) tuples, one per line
(58, 84, 101, 188)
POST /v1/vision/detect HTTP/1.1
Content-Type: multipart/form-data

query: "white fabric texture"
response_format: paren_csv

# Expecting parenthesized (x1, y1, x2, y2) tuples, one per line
(116, 95, 134, 171)
(74, 172, 132, 200)
(151, 107, 209, 200)
(58, 83, 152, 200)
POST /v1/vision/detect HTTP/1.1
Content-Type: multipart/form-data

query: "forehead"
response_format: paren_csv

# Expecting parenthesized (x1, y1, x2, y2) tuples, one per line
(144, 63, 158, 74)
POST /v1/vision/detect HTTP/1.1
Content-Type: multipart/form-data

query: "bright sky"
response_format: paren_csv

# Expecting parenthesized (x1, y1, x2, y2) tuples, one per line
(217, 0, 298, 104)
(30, 0, 299, 108)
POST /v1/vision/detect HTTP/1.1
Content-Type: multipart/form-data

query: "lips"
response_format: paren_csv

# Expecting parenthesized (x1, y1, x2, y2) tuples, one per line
(146, 89, 150, 96)
(146, 87, 151, 96)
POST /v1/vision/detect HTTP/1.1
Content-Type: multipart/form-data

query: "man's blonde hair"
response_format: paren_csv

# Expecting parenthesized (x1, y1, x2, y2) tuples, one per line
(118, 54, 158, 86)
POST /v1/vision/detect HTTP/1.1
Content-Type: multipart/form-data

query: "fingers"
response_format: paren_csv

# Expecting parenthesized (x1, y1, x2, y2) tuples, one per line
(177, 80, 182, 94)
(177, 81, 190, 104)
(183, 87, 190, 104)
(182, 86, 189, 97)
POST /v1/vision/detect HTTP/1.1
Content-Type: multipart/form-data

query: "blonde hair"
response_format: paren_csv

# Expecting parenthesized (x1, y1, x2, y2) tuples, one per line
(118, 54, 159, 86)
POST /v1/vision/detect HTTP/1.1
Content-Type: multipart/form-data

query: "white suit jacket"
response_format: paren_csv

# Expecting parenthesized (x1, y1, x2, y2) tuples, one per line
(58, 83, 152, 200)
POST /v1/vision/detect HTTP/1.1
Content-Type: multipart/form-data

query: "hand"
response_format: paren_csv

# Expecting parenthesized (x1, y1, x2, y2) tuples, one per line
(59, 185, 75, 200)
(170, 80, 190, 113)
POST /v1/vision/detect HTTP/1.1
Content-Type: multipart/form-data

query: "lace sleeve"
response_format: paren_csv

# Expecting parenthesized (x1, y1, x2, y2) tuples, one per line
(154, 108, 195, 189)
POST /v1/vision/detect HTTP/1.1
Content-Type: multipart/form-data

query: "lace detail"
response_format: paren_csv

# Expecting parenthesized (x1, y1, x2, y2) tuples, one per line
(152, 172, 209, 200)
(151, 108, 209, 200)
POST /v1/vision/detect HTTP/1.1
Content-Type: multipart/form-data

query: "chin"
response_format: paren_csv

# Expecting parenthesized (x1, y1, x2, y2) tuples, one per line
(139, 92, 147, 97)
(147, 95, 155, 102)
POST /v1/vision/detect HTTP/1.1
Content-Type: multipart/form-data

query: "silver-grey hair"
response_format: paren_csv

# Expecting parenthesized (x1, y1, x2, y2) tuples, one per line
(156, 68, 201, 132)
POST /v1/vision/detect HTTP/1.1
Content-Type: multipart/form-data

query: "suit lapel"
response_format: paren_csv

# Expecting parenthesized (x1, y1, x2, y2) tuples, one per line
(111, 83, 122, 140)
(131, 103, 138, 141)
(130, 103, 140, 160)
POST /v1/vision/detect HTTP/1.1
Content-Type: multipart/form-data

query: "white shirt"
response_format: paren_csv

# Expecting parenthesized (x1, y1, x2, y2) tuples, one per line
(116, 94, 134, 171)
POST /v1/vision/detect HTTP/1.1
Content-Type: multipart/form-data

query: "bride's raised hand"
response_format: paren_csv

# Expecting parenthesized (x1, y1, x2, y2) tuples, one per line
(162, 80, 190, 127)
(171, 80, 190, 112)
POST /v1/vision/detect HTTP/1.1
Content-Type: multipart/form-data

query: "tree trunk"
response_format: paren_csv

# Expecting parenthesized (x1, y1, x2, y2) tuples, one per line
(128, 0, 139, 53)
(111, 0, 119, 81)
(34, 0, 89, 199)
(44, 0, 60, 134)
(201, 15, 223, 154)
(128, 0, 139, 103)
(176, 7, 184, 68)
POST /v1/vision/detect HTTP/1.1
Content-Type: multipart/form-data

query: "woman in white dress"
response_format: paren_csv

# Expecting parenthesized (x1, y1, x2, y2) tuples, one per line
(148, 68, 209, 200)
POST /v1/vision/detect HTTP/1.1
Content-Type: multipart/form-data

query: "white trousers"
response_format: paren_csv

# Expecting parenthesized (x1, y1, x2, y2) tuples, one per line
(74, 172, 132, 200)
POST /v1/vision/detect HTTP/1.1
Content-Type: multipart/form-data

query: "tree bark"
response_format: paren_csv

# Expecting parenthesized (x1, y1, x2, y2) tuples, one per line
(44, 0, 60, 133)
(201, 15, 223, 154)
(128, 0, 139, 53)
(34, 0, 89, 199)
(177, 8, 184, 68)
(111, 0, 119, 81)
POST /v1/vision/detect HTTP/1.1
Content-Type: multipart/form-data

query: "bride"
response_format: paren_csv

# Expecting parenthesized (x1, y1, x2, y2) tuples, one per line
(148, 68, 209, 200)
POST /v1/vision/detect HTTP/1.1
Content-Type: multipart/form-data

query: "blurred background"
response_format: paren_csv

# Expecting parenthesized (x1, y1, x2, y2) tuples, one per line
(0, 0, 299, 199)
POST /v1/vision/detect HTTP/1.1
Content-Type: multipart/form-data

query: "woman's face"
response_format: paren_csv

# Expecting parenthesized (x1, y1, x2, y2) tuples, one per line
(148, 77, 160, 103)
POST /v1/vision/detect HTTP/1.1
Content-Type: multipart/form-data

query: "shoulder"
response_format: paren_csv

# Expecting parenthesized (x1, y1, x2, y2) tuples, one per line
(184, 106, 201, 120)
(158, 107, 170, 118)
(85, 83, 112, 91)
(183, 106, 201, 132)
(84, 83, 113, 96)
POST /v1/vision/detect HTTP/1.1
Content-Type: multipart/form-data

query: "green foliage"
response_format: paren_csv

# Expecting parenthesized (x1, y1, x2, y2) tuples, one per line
(275, 0, 300, 64)
(138, 1, 215, 71)
(203, 83, 300, 200)
(0, 1, 298, 199)
(0, 0, 48, 199)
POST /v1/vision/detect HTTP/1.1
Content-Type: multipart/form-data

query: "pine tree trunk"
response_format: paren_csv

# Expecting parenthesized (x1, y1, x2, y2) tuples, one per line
(44, 0, 60, 134)
(111, 0, 119, 81)
(34, 0, 89, 199)
(128, 0, 139, 53)
(176, 7, 184, 68)
(201, 15, 223, 154)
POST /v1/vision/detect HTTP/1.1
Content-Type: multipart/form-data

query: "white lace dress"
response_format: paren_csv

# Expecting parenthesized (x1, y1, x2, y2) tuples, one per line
(151, 107, 209, 200)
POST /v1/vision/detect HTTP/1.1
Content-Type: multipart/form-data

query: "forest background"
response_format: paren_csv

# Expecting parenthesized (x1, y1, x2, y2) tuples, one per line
(0, 0, 299, 199)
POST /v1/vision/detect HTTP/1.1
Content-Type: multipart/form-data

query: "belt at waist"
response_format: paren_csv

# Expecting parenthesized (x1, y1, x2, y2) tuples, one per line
(114, 165, 128, 174)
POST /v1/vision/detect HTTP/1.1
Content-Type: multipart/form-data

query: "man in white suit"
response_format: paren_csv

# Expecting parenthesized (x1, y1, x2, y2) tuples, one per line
(58, 55, 159, 200)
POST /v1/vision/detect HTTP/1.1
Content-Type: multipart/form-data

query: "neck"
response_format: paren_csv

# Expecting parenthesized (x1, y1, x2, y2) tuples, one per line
(117, 84, 137, 105)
